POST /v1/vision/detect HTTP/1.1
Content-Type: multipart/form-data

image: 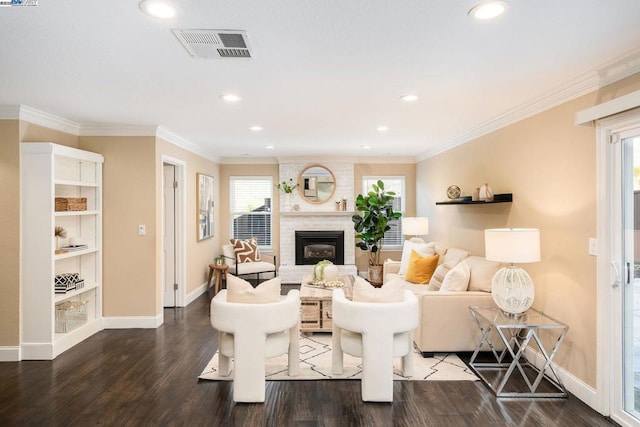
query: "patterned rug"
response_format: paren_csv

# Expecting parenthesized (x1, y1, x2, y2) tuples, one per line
(199, 333, 478, 381)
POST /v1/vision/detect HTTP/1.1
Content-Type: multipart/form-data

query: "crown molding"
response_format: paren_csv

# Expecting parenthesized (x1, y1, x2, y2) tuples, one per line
(156, 126, 220, 163)
(219, 156, 279, 165)
(275, 155, 416, 164)
(416, 48, 640, 162)
(0, 104, 219, 164)
(0, 105, 82, 134)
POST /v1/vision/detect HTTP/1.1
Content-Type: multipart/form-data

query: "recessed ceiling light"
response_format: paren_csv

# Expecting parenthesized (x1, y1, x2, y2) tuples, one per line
(468, 1, 509, 20)
(249, 126, 263, 132)
(361, 145, 371, 149)
(139, 0, 177, 19)
(400, 94, 418, 102)
(220, 94, 242, 102)
(265, 145, 274, 149)
(377, 126, 389, 132)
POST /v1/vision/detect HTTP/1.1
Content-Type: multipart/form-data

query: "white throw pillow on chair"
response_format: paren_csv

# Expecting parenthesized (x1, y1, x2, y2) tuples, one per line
(353, 277, 404, 303)
(226, 275, 281, 303)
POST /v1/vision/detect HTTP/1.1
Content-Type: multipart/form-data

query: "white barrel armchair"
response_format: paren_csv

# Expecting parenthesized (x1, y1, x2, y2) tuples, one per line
(331, 288, 419, 402)
(210, 289, 301, 402)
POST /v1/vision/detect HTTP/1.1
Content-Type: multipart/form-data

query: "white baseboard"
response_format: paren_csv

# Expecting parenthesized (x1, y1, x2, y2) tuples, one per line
(525, 347, 598, 409)
(186, 282, 208, 306)
(0, 346, 20, 362)
(103, 313, 163, 329)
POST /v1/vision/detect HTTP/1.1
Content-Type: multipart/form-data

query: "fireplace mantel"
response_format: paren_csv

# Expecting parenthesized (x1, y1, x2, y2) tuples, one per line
(280, 211, 354, 217)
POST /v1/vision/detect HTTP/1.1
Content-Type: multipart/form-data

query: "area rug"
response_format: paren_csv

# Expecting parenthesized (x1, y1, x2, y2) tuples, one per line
(199, 333, 478, 381)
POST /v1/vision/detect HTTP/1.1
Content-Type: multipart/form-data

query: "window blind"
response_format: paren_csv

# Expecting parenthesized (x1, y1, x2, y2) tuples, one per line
(229, 176, 273, 248)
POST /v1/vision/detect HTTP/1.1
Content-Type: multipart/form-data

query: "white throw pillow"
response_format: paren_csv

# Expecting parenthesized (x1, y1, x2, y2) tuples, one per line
(428, 261, 454, 290)
(442, 247, 471, 267)
(398, 241, 436, 275)
(465, 256, 502, 292)
(226, 275, 281, 303)
(439, 260, 471, 292)
(352, 277, 404, 303)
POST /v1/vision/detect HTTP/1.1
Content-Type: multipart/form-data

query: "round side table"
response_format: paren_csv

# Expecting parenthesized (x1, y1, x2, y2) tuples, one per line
(207, 263, 229, 299)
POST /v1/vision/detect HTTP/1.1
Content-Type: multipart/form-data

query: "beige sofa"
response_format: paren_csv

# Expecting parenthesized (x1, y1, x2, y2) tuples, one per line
(383, 244, 500, 356)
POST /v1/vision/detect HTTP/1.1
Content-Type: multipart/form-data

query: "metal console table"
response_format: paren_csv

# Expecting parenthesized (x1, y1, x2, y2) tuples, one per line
(469, 306, 569, 398)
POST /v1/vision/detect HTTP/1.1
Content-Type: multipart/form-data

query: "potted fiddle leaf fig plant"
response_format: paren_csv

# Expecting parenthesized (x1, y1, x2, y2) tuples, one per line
(352, 180, 402, 285)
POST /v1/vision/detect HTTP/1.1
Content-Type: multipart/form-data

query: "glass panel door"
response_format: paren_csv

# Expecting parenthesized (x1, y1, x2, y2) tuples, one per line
(622, 129, 640, 421)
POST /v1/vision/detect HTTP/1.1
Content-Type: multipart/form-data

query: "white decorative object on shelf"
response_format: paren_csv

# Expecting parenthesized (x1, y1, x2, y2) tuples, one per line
(479, 183, 494, 201)
(484, 228, 541, 315)
(21, 142, 104, 360)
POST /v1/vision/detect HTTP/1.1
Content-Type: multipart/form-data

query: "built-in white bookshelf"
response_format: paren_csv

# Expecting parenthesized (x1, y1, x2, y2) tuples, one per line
(21, 143, 104, 360)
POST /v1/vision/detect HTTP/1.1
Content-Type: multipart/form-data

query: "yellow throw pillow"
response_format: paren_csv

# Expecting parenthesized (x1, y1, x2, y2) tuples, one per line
(405, 250, 440, 284)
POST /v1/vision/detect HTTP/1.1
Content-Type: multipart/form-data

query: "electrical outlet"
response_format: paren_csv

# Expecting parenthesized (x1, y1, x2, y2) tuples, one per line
(588, 238, 597, 256)
(138, 224, 146, 236)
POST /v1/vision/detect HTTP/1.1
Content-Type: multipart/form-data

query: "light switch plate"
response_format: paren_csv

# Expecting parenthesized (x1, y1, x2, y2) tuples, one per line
(589, 238, 597, 256)
(138, 224, 146, 236)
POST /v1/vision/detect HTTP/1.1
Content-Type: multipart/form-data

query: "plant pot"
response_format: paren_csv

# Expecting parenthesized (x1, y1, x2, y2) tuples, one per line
(368, 265, 383, 286)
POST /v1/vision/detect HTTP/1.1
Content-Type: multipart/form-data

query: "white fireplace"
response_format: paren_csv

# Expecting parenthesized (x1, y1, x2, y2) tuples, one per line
(278, 162, 358, 283)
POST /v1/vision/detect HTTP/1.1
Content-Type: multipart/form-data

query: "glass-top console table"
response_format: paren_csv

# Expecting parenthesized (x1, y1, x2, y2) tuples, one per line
(469, 306, 569, 398)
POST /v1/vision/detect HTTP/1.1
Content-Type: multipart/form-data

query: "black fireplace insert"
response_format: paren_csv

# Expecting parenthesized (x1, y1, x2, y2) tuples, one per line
(295, 230, 345, 265)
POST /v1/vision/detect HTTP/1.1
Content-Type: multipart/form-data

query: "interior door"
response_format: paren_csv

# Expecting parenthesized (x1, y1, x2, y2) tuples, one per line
(163, 164, 176, 307)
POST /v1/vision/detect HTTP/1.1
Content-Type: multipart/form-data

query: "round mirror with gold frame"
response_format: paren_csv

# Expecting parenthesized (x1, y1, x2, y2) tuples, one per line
(298, 165, 336, 204)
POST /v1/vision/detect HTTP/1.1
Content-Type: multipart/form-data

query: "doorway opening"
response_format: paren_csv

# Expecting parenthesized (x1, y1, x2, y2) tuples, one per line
(162, 156, 186, 308)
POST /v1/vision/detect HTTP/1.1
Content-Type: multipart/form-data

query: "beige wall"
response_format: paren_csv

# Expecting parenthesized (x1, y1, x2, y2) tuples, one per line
(416, 72, 640, 387)
(354, 163, 416, 272)
(21, 123, 79, 147)
(219, 163, 280, 260)
(80, 136, 158, 317)
(157, 140, 220, 296)
(0, 120, 21, 347)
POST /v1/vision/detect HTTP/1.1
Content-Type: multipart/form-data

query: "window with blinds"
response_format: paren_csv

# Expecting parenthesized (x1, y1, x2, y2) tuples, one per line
(362, 176, 405, 247)
(229, 176, 273, 248)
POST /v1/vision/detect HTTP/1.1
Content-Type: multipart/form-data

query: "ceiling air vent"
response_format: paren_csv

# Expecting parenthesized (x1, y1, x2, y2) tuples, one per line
(172, 29, 252, 59)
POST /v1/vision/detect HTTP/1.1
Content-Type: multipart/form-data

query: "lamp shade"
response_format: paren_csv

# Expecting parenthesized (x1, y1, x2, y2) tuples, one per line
(484, 228, 540, 263)
(402, 217, 429, 236)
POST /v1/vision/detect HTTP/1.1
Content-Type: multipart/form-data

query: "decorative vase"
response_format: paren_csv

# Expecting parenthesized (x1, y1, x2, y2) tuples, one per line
(283, 192, 293, 212)
(479, 183, 493, 201)
(472, 187, 480, 202)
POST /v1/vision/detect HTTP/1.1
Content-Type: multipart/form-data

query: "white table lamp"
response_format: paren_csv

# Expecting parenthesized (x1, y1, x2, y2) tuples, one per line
(484, 228, 540, 315)
(402, 217, 429, 243)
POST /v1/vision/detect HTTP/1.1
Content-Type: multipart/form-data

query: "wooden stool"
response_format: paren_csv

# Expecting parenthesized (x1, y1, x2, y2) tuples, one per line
(208, 264, 229, 299)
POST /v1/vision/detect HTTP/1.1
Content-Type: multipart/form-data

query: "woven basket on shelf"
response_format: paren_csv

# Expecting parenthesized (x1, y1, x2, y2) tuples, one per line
(55, 197, 87, 211)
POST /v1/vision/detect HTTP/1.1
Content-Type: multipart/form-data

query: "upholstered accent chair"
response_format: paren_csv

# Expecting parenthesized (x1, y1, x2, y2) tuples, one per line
(210, 289, 300, 402)
(331, 288, 419, 402)
(222, 243, 277, 283)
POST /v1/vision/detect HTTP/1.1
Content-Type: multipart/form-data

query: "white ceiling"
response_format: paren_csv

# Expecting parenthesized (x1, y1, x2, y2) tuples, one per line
(1, 0, 639, 162)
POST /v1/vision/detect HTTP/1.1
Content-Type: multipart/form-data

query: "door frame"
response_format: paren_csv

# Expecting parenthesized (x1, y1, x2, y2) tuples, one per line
(596, 109, 640, 424)
(161, 155, 187, 308)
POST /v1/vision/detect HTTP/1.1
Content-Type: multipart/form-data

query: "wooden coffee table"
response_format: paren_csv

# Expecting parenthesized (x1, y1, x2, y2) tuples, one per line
(299, 275, 355, 333)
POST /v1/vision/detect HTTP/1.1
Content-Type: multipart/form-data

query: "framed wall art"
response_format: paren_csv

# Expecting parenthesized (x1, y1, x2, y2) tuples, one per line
(197, 173, 214, 241)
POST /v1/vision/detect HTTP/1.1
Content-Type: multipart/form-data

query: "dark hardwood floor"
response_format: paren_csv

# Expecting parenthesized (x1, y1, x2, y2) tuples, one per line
(0, 291, 617, 426)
